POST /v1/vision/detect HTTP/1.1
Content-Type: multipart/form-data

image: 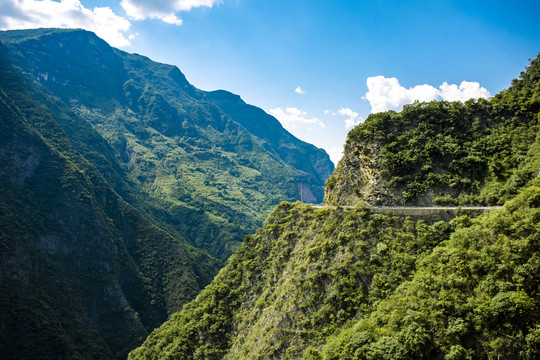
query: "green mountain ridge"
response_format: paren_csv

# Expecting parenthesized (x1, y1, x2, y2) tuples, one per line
(0, 57, 221, 359)
(1, 26, 538, 359)
(0, 28, 334, 260)
(130, 55, 540, 359)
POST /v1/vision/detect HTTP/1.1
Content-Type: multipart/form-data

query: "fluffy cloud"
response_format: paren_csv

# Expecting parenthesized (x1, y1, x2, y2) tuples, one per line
(439, 81, 491, 102)
(0, 0, 132, 47)
(365, 76, 439, 114)
(295, 86, 305, 94)
(338, 107, 361, 129)
(365, 76, 491, 113)
(120, 0, 221, 25)
(269, 107, 325, 131)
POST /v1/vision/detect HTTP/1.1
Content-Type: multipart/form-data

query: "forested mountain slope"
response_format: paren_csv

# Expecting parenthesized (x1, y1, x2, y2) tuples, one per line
(0, 52, 221, 359)
(0, 28, 333, 260)
(130, 55, 540, 360)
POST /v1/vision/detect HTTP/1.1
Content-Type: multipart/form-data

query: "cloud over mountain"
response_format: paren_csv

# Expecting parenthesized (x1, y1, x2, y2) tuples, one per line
(269, 107, 325, 131)
(365, 76, 491, 113)
(0, 0, 222, 46)
(0, 0, 132, 47)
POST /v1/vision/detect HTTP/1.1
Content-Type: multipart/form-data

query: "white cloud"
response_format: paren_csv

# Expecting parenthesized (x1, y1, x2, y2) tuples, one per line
(120, 0, 221, 25)
(295, 86, 305, 94)
(269, 107, 325, 131)
(365, 76, 491, 113)
(338, 107, 362, 129)
(338, 107, 358, 118)
(0, 0, 132, 47)
(365, 76, 439, 114)
(439, 81, 491, 102)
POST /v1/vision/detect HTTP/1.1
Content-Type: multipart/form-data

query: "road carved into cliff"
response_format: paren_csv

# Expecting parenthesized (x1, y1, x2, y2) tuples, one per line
(311, 205, 502, 211)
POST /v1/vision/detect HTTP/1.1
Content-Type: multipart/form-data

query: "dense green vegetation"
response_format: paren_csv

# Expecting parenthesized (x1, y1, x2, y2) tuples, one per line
(130, 55, 540, 359)
(321, 185, 540, 360)
(130, 185, 539, 359)
(129, 202, 457, 359)
(0, 28, 333, 260)
(1, 27, 538, 359)
(326, 55, 539, 206)
(0, 53, 221, 359)
(0, 28, 333, 359)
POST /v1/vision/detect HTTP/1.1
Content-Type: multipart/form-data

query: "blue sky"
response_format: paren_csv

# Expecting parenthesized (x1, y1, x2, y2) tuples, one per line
(1, 0, 539, 163)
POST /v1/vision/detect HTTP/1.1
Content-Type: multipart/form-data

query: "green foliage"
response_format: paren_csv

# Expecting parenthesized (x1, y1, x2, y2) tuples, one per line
(322, 185, 540, 360)
(2, 29, 539, 360)
(130, 202, 457, 359)
(131, 55, 540, 360)
(132, 184, 539, 358)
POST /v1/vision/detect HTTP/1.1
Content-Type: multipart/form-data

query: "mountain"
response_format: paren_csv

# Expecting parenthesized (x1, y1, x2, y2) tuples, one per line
(0, 28, 334, 260)
(0, 55, 221, 359)
(130, 55, 540, 359)
(326, 56, 540, 207)
(204, 90, 333, 190)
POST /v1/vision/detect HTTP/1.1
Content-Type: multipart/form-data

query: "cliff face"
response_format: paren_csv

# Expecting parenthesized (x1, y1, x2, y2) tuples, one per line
(324, 141, 402, 206)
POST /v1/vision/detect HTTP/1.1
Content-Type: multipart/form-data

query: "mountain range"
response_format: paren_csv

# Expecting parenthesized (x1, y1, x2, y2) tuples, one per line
(0, 28, 333, 261)
(1, 27, 539, 360)
(0, 28, 333, 359)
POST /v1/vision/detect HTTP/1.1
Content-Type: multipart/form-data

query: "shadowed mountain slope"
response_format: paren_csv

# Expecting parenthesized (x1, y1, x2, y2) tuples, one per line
(0, 50, 221, 360)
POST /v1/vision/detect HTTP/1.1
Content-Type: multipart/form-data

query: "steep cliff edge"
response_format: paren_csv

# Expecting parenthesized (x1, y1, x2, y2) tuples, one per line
(325, 55, 539, 206)
(324, 141, 402, 206)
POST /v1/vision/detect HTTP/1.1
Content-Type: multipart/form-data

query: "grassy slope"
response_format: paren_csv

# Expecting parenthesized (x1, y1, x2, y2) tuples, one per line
(0, 53, 221, 359)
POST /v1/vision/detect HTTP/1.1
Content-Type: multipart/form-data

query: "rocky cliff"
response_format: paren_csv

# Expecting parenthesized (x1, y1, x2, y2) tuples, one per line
(325, 56, 540, 206)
